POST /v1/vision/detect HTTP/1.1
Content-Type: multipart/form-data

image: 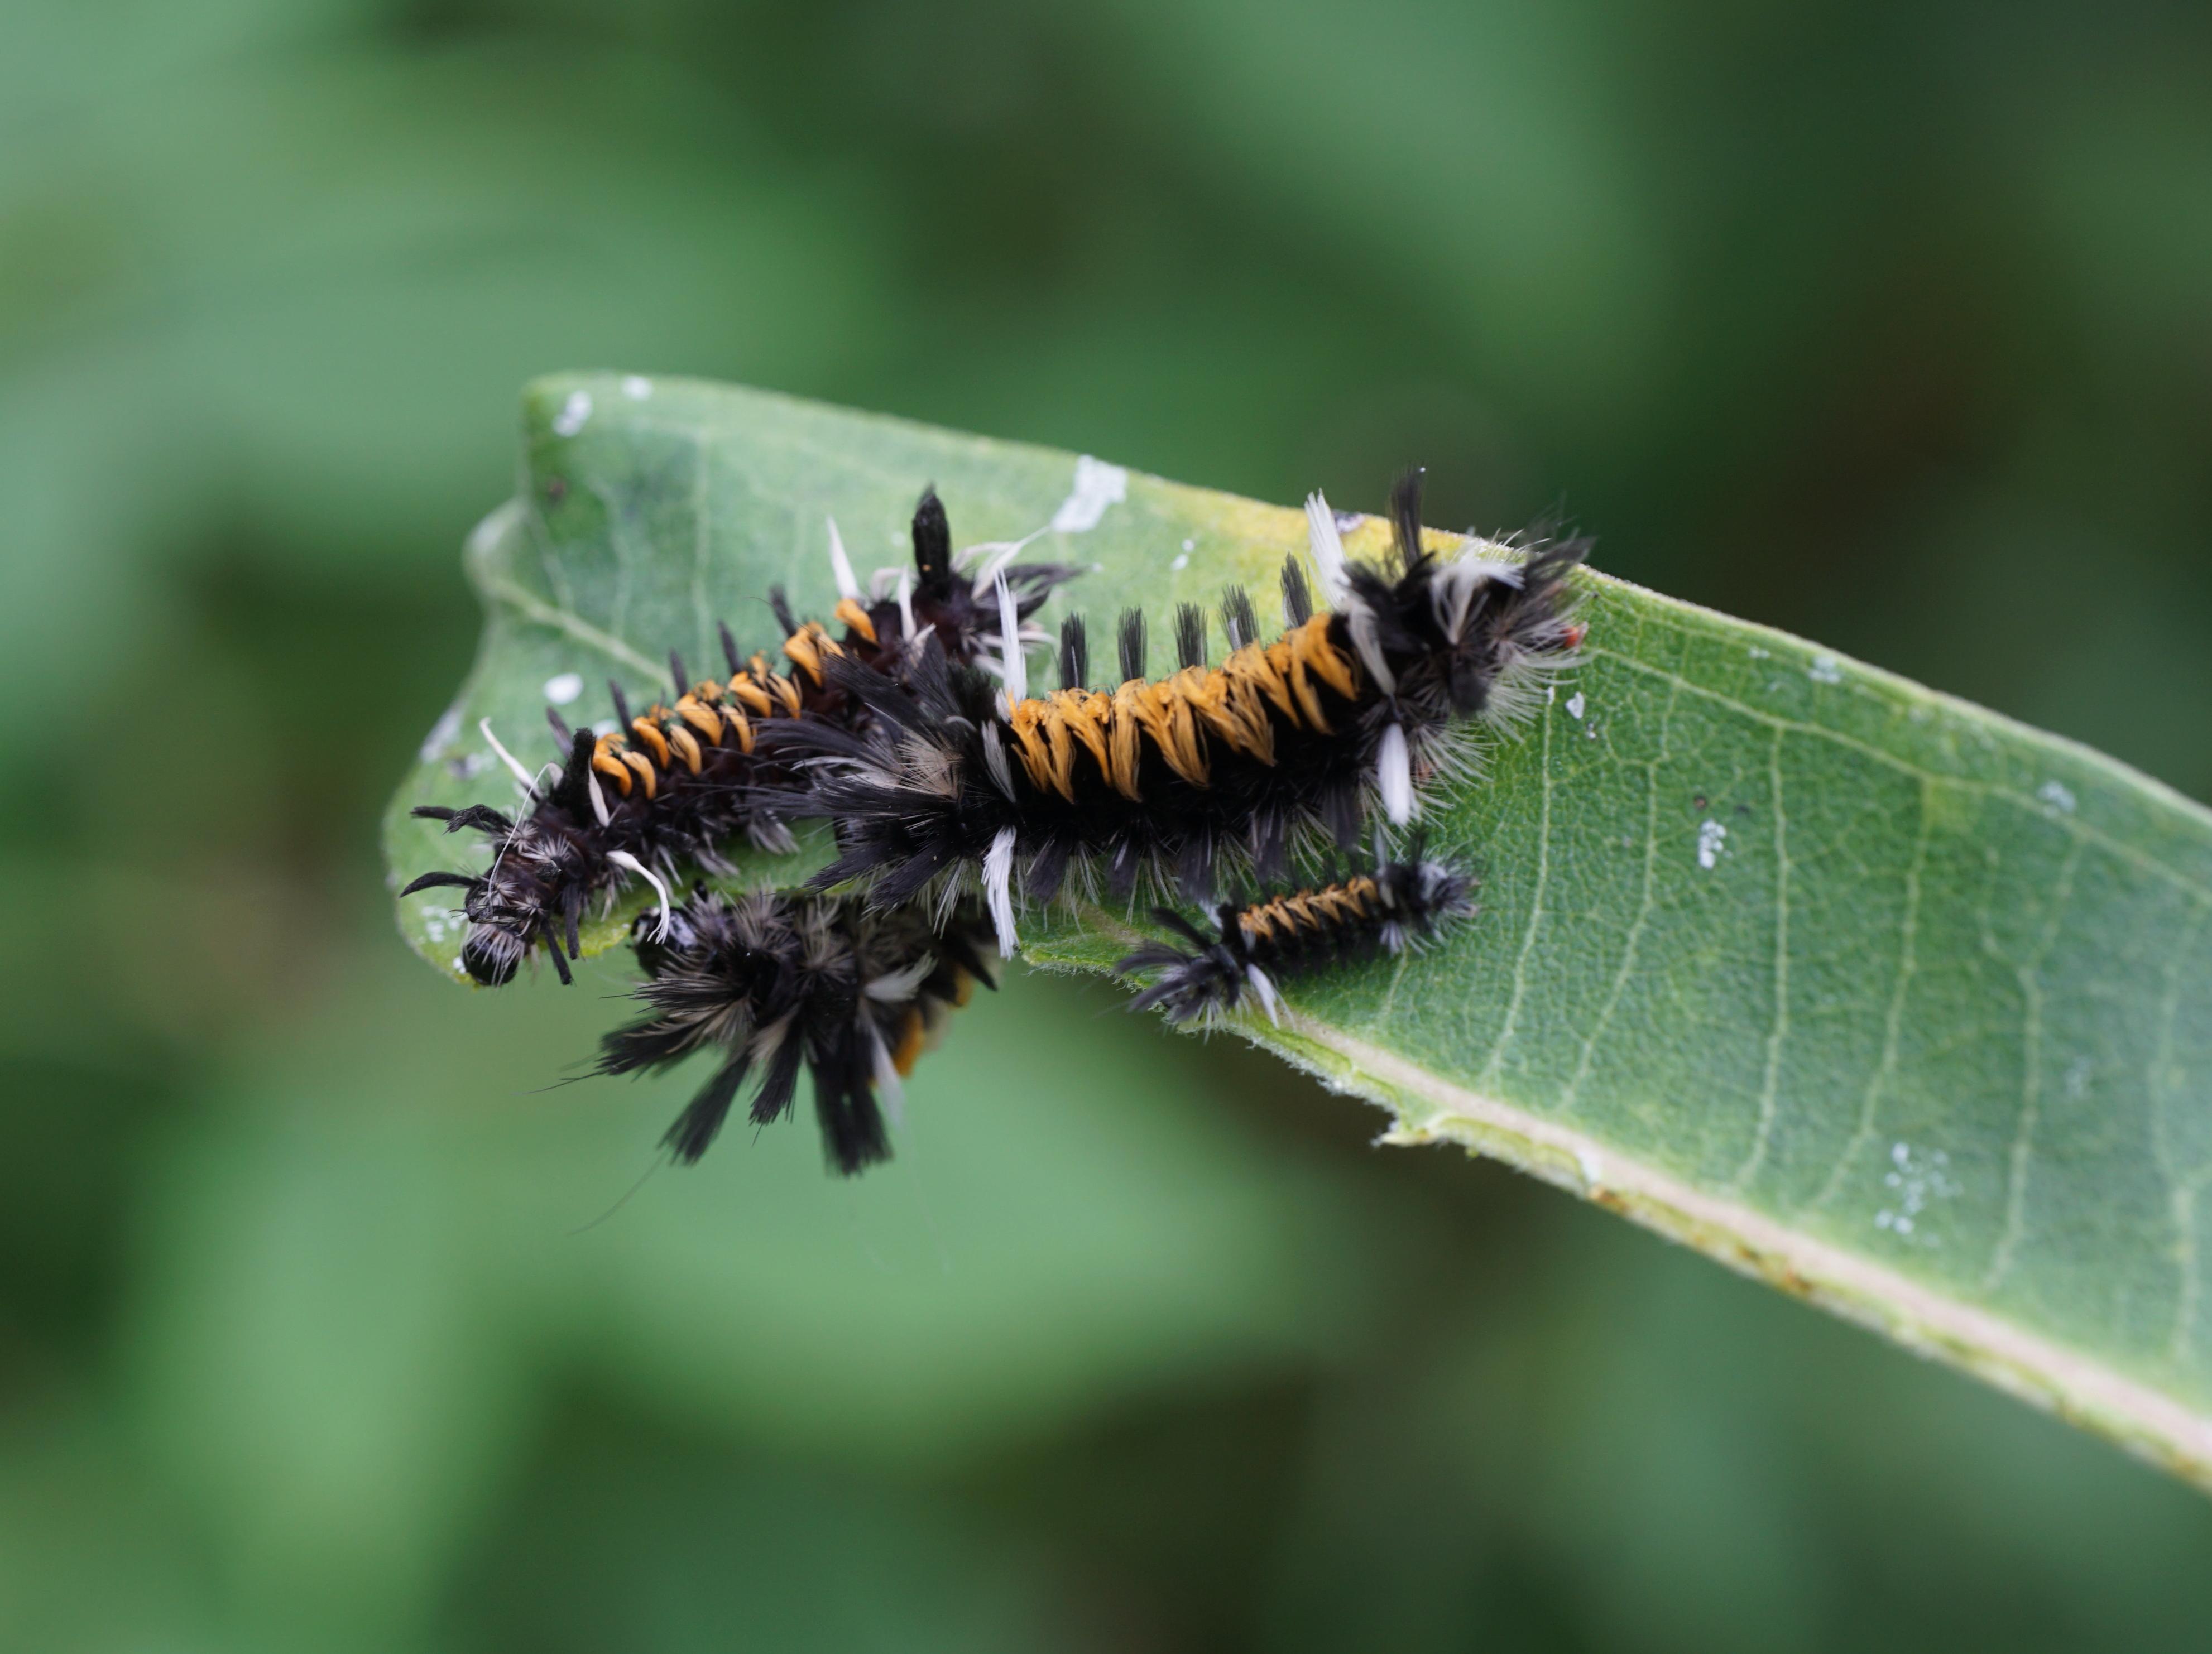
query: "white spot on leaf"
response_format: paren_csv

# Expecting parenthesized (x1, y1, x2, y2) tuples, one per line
(552, 390, 593, 437)
(1808, 654, 1842, 685)
(1169, 553, 1189, 571)
(1696, 819, 1728, 870)
(621, 375, 652, 400)
(2038, 780, 2077, 815)
(543, 672, 583, 705)
(1566, 691, 1587, 720)
(1876, 1142, 1959, 1242)
(419, 704, 463, 761)
(1049, 455, 1127, 533)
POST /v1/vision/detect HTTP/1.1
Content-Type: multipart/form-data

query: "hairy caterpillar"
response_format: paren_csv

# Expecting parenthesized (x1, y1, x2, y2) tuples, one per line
(402, 490, 1077, 985)
(780, 470, 1585, 956)
(1114, 849, 1477, 1025)
(598, 888, 996, 1175)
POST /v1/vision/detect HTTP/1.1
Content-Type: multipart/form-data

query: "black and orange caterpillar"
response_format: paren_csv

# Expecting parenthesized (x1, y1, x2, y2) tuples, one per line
(402, 490, 1076, 985)
(598, 887, 996, 1175)
(1115, 850, 1477, 1025)
(782, 470, 1585, 956)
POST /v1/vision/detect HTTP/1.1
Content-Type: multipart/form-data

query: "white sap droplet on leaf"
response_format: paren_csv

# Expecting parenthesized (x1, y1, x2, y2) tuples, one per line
(543, 672, 583, 705)
(1566, 691, 1586, 720)
(419, 704, 463, 761)
(552, 390, 593, 437)
(1875, 1141, 1957, 1243)
(621, 375, 652, 400)
(1050, 455, 1127, 533)
(1169, 553, 1189, 571)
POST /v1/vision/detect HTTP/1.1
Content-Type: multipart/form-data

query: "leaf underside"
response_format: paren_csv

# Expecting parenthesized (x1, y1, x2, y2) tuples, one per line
(384, 373, 2212, 1491)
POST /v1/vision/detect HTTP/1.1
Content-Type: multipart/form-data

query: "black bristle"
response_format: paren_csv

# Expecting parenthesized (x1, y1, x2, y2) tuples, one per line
(1029, 835, 1072, 902)
(912, 487, 952, 584)
(750, 1033, 807, 1127)
(816, 1045, 890, 1176)
(545, 706, 572, 746)
(663, 1056, 751, 1165)
(769, 586, 799, 640)
(1176, 833, 1215, 903)
(399, 870, 477, 896)
(1059, 614, 1090, 691)
(1280, 556, 1312, 626)
(1117, 608, 1147, 681)
(1389, 467, 1427, 571)
(1252, 813, 1290, 883)
(1107, 839, 1140, 900)
(555, 727, 597, 817)
(545, 923, 573, 985)
(669, 651, 689, 696)
(718, 621, 742, 675)
(608, 679, 632, 728)
(1320, 783, 1361, 849)
(562, 884, 584, 961)
(1174, 603, 1206, 670)
(441, 804, 513, 836)
(1220, 586, 1258, 651)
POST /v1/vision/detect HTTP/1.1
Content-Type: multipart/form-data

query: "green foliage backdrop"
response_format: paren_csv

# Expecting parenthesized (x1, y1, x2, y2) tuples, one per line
(7, 2, 2212, 1649)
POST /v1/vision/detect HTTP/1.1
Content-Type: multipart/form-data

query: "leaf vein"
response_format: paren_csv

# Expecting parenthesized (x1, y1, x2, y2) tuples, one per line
(1730, 724, 1791, 1190)
(1811, 777, 1931, 1211)
(1561, 679, 1680, 1112)
(1480, 699, 1555, 1085)
(1983, 837, 2088, 1293)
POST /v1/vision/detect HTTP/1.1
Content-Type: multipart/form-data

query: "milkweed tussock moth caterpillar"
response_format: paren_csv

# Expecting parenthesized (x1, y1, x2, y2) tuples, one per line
(784, 469, 1586, 959)
(1114, 848, 1479, 1026)
(598, 888, 996, 1176)
(402, 490, 1078, 985)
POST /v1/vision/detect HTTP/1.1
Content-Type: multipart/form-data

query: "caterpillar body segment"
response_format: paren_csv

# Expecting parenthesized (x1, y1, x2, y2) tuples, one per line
(1115, 852, 1478, 1026)
(785, 470, 1586, 959)
(402, 488, 1079, 985)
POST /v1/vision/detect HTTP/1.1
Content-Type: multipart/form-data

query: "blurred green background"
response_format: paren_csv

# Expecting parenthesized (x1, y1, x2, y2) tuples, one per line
(5, 1, 2212, 1648)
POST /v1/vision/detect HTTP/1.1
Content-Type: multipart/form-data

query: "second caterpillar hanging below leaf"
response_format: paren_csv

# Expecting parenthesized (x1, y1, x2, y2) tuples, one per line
(595, 886, 997, 1176)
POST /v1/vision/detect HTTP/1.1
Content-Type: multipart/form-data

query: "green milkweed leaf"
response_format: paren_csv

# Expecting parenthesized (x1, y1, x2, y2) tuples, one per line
(385, 373, 2212, 1491)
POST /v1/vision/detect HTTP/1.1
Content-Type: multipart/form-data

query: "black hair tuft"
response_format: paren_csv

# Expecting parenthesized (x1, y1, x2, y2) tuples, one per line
(1173, 603, 1207, 670)
(1059, 614, 1089, 691)
(1118, 607, 1147, 682)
